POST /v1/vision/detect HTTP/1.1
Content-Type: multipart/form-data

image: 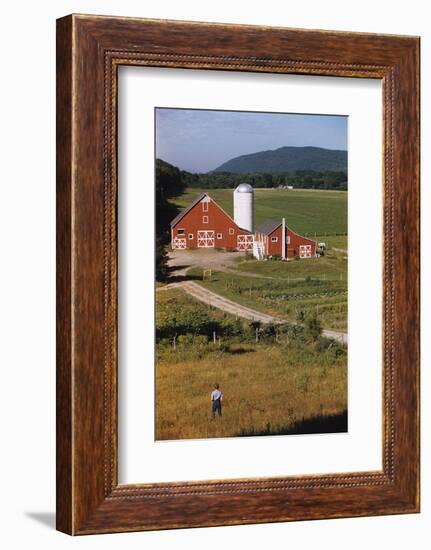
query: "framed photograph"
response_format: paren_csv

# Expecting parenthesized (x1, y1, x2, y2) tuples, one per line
(56, 14, 420, 534)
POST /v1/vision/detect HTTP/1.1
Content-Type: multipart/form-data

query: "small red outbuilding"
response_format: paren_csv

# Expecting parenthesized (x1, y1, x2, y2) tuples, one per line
(255, 219, 317, 259)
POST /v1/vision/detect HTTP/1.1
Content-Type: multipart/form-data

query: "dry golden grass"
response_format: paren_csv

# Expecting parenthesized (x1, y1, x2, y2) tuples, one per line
(156, 343, 347, 440)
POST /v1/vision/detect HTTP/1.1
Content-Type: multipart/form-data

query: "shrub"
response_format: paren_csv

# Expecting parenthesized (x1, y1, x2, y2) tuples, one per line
(155, 236, 169, 281)
(315, 336, 333, 353)
(156, 305, 247, 341)
(176, 334, 194, 346)
(284, 323, 307, 344)
(296, 310, 306, 323)
(316, 336, 347, 358)
(305, 315, 322, 341)
(156, 308, 219, 340)
(177, 334, 209, 348)
(249, 320, 261, 332)
(334, 345, 346, 358)
(260, 323, 277, 341)
(219, 318, 243, 337)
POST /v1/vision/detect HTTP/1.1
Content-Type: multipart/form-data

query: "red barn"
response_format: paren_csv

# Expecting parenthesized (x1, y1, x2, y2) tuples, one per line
(170, 193, 254, 251)
(255, 219, 317, 259)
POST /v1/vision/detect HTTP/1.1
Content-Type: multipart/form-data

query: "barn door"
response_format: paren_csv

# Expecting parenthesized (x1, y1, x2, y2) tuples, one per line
(299, 245, 312, 258)
(237, 234, 254, 250)
(173, 237, 186, 249)
(197, 230, 215, 248)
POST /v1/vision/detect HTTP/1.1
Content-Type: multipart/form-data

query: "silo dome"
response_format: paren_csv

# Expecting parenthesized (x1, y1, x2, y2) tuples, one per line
(235, 182, 254, 194)
(233, 183, 254, 232)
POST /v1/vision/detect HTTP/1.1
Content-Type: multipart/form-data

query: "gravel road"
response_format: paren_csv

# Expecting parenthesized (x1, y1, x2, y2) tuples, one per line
(165, 249, 347, 344)
(168, 280, 347, 344)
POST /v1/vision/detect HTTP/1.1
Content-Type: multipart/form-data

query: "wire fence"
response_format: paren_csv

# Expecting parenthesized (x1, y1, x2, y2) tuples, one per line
(302, 231, 348, 238)
(164, 325, 347, 354)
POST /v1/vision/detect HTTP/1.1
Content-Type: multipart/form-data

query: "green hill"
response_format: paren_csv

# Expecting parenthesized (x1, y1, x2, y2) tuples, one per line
(213, 146, 347, 173)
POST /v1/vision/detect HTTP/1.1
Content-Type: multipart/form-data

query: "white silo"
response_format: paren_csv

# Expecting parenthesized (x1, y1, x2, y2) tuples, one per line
(233, 183, 254, 232)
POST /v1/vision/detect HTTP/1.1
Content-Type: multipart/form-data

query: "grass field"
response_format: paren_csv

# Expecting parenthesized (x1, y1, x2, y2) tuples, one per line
(188, 247, 348, 332)
(322, 235, 348, 250)
(156, 288, 347, 440)
(174, 187, 347, 235)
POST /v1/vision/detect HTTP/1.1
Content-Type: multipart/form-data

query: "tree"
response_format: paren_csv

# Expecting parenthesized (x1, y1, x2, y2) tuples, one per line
(155, 235, 169, 281)
(155, 159, 186, 281)
(155, 158, 185, 204)
(164, 166, 347, 191)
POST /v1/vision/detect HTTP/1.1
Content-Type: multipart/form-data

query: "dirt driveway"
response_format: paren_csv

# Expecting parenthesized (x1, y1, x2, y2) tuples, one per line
(168, 248, 246, 277)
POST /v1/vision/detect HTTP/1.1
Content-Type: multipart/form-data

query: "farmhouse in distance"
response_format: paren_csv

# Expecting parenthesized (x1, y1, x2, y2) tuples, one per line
(170, 183, 317, 260)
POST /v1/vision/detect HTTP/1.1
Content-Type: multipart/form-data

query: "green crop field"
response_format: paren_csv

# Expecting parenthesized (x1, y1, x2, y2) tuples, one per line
(190, 259, 347, 332)
(319, 235, 348, 250)
(174, 187, 347, 236)
(156, 288, 347, 441)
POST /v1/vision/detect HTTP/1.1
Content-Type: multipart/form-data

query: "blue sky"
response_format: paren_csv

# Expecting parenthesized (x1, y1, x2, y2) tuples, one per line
(155, 108, 347, 173)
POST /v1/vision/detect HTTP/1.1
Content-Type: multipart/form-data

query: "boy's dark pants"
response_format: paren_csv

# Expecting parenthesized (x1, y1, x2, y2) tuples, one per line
(212, 398, 222, 417)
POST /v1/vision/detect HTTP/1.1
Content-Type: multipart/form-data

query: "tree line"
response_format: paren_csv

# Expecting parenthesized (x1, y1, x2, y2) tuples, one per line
(157, 304, 346, 357)
(155, 159, 186, 279)
(180, 168, 347, 190)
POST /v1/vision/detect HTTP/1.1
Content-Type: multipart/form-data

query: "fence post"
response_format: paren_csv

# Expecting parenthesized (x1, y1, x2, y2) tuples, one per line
(213, 331, 216, 344)
(173, 335, 176, 351)
(255, 328, 259, 343)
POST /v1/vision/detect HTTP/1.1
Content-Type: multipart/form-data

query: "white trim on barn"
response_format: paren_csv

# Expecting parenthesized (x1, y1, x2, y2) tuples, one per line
(299, 244, 312, 258)
(197, 230, 215, 248)
(237, 234, 254, 250)
(173, 237, 187, 249)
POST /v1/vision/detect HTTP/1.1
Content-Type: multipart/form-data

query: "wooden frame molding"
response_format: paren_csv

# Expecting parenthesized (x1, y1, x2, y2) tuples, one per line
(56, 14, 420, 534)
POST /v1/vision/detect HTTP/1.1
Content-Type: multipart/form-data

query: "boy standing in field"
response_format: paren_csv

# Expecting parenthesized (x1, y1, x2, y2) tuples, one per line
(211, 383, 223, 418)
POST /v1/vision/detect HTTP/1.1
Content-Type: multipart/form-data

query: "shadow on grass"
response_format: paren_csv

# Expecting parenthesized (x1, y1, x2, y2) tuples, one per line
(163, 265, 203, 283)
(168, 273, 203, 283)
(167, 263, 190, 273)
(227, 347, 256, 355)
(236, 410, 347, 437)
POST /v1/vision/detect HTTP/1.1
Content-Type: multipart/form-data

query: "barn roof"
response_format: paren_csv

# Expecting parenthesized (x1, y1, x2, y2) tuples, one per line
(256, 219, 282, 235)
(170, 193, 207, 227)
